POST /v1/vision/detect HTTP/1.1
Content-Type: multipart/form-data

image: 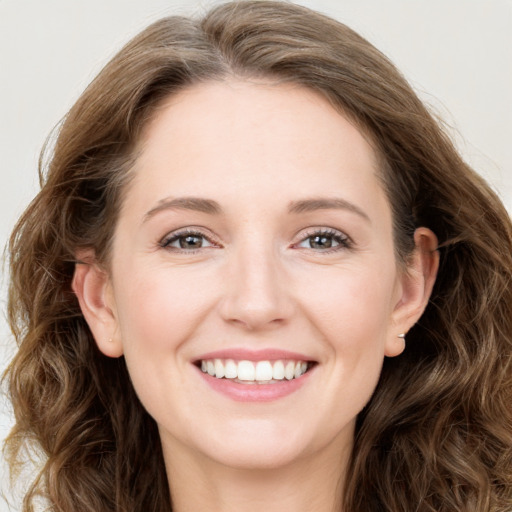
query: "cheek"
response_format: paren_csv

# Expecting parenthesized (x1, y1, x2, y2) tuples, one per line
(114, 264, 216, 345)
(295, 262, 397, 350)
(110, 270, 210, 421)
(285, 265, 397, 443)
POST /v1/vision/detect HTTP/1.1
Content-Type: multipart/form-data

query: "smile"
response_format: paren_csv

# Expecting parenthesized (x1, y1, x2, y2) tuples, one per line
(199, 359, 310, 383)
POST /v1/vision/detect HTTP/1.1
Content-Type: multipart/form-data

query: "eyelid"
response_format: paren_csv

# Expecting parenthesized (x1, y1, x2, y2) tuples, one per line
(158, 225, 353, 253)
(159, 227, 222, 251)
(292, 226, 353, 252)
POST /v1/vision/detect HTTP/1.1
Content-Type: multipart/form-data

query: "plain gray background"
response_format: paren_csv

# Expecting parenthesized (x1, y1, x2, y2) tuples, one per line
(1, 0, 511, 509)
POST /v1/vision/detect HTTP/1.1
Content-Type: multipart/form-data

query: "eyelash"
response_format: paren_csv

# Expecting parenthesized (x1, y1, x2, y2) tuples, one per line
(293, 228, 353, 253)
(159, 227, 353, 254)
(160, 228, 220, 253)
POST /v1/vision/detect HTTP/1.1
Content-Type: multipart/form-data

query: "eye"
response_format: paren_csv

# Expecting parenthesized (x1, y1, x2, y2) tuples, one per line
(295, 229, 351, 251)
(160, 230, 216, 251)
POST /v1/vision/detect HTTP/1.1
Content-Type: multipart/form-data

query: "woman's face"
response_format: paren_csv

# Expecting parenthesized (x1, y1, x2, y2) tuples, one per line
(79, 80, 433, 471)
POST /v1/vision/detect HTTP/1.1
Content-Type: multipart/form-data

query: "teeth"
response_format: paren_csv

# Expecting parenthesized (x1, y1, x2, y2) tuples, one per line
(238, 360, 256, 381)
(199, 358, 310, 382)
(214, 359, 225, 379)
(255, 361, 273, 381)
(272, 360, 285, 380)
(224, 359, 237, 379)
(285, 361, 295, 380)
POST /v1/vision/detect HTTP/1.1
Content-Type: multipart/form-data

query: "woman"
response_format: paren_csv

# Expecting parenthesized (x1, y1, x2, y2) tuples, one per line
(5, 1, 511, 511)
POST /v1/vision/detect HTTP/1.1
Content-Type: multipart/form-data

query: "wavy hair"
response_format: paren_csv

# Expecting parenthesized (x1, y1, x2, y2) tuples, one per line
(5, 1, 512, 511)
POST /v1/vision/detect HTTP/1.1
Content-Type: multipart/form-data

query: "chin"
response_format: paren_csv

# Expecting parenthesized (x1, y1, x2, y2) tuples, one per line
(159, 415, 317, 471)
(184, 416, 346, 472)
(204, 439, 308, 471)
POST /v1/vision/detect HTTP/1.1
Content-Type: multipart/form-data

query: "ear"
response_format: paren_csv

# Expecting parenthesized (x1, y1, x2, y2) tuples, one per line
(385, 227, 439, 357)
(71, 249, 123, 358)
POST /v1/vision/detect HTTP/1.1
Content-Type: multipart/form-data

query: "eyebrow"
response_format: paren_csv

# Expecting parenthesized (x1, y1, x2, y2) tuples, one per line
(288, 197, 370, 222)
(144, 197, 222, 221)
(143, 195, 370, 222)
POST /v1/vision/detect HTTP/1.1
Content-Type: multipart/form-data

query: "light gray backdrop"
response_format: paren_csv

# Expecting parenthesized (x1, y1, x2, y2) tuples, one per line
(1, 0, 511, 510)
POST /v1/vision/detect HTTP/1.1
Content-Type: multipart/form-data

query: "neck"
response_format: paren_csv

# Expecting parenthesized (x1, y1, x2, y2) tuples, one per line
(163, 440, 350, 512)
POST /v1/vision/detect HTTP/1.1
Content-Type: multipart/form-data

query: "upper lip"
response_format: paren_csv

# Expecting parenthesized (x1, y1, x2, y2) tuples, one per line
(194, 348, 315, 362)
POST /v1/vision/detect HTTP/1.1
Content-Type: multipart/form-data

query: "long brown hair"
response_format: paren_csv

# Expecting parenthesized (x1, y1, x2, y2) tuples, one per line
(5, 2, 512, 510)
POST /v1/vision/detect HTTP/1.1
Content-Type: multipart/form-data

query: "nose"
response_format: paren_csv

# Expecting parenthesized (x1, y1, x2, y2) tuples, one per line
(218, 243, 295, 331)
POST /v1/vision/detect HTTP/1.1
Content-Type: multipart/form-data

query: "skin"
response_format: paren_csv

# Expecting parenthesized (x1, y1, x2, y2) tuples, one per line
(73, 80, 438, 512)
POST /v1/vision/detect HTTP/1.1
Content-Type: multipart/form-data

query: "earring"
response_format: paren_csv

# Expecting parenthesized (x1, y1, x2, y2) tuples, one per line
(397, 333, 406, 339)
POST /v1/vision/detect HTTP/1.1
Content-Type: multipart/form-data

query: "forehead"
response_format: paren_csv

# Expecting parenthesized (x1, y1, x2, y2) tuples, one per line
(141, 79, 376, 160)
(124, 79, 390, 225)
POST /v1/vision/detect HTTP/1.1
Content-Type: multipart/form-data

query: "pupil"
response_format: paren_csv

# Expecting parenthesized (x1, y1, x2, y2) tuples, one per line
(180, 235, 202, 248)
(310, 235, 332, 249)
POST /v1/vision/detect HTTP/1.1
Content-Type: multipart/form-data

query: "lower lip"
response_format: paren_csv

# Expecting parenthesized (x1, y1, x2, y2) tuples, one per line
(195, 366, 313, 402)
